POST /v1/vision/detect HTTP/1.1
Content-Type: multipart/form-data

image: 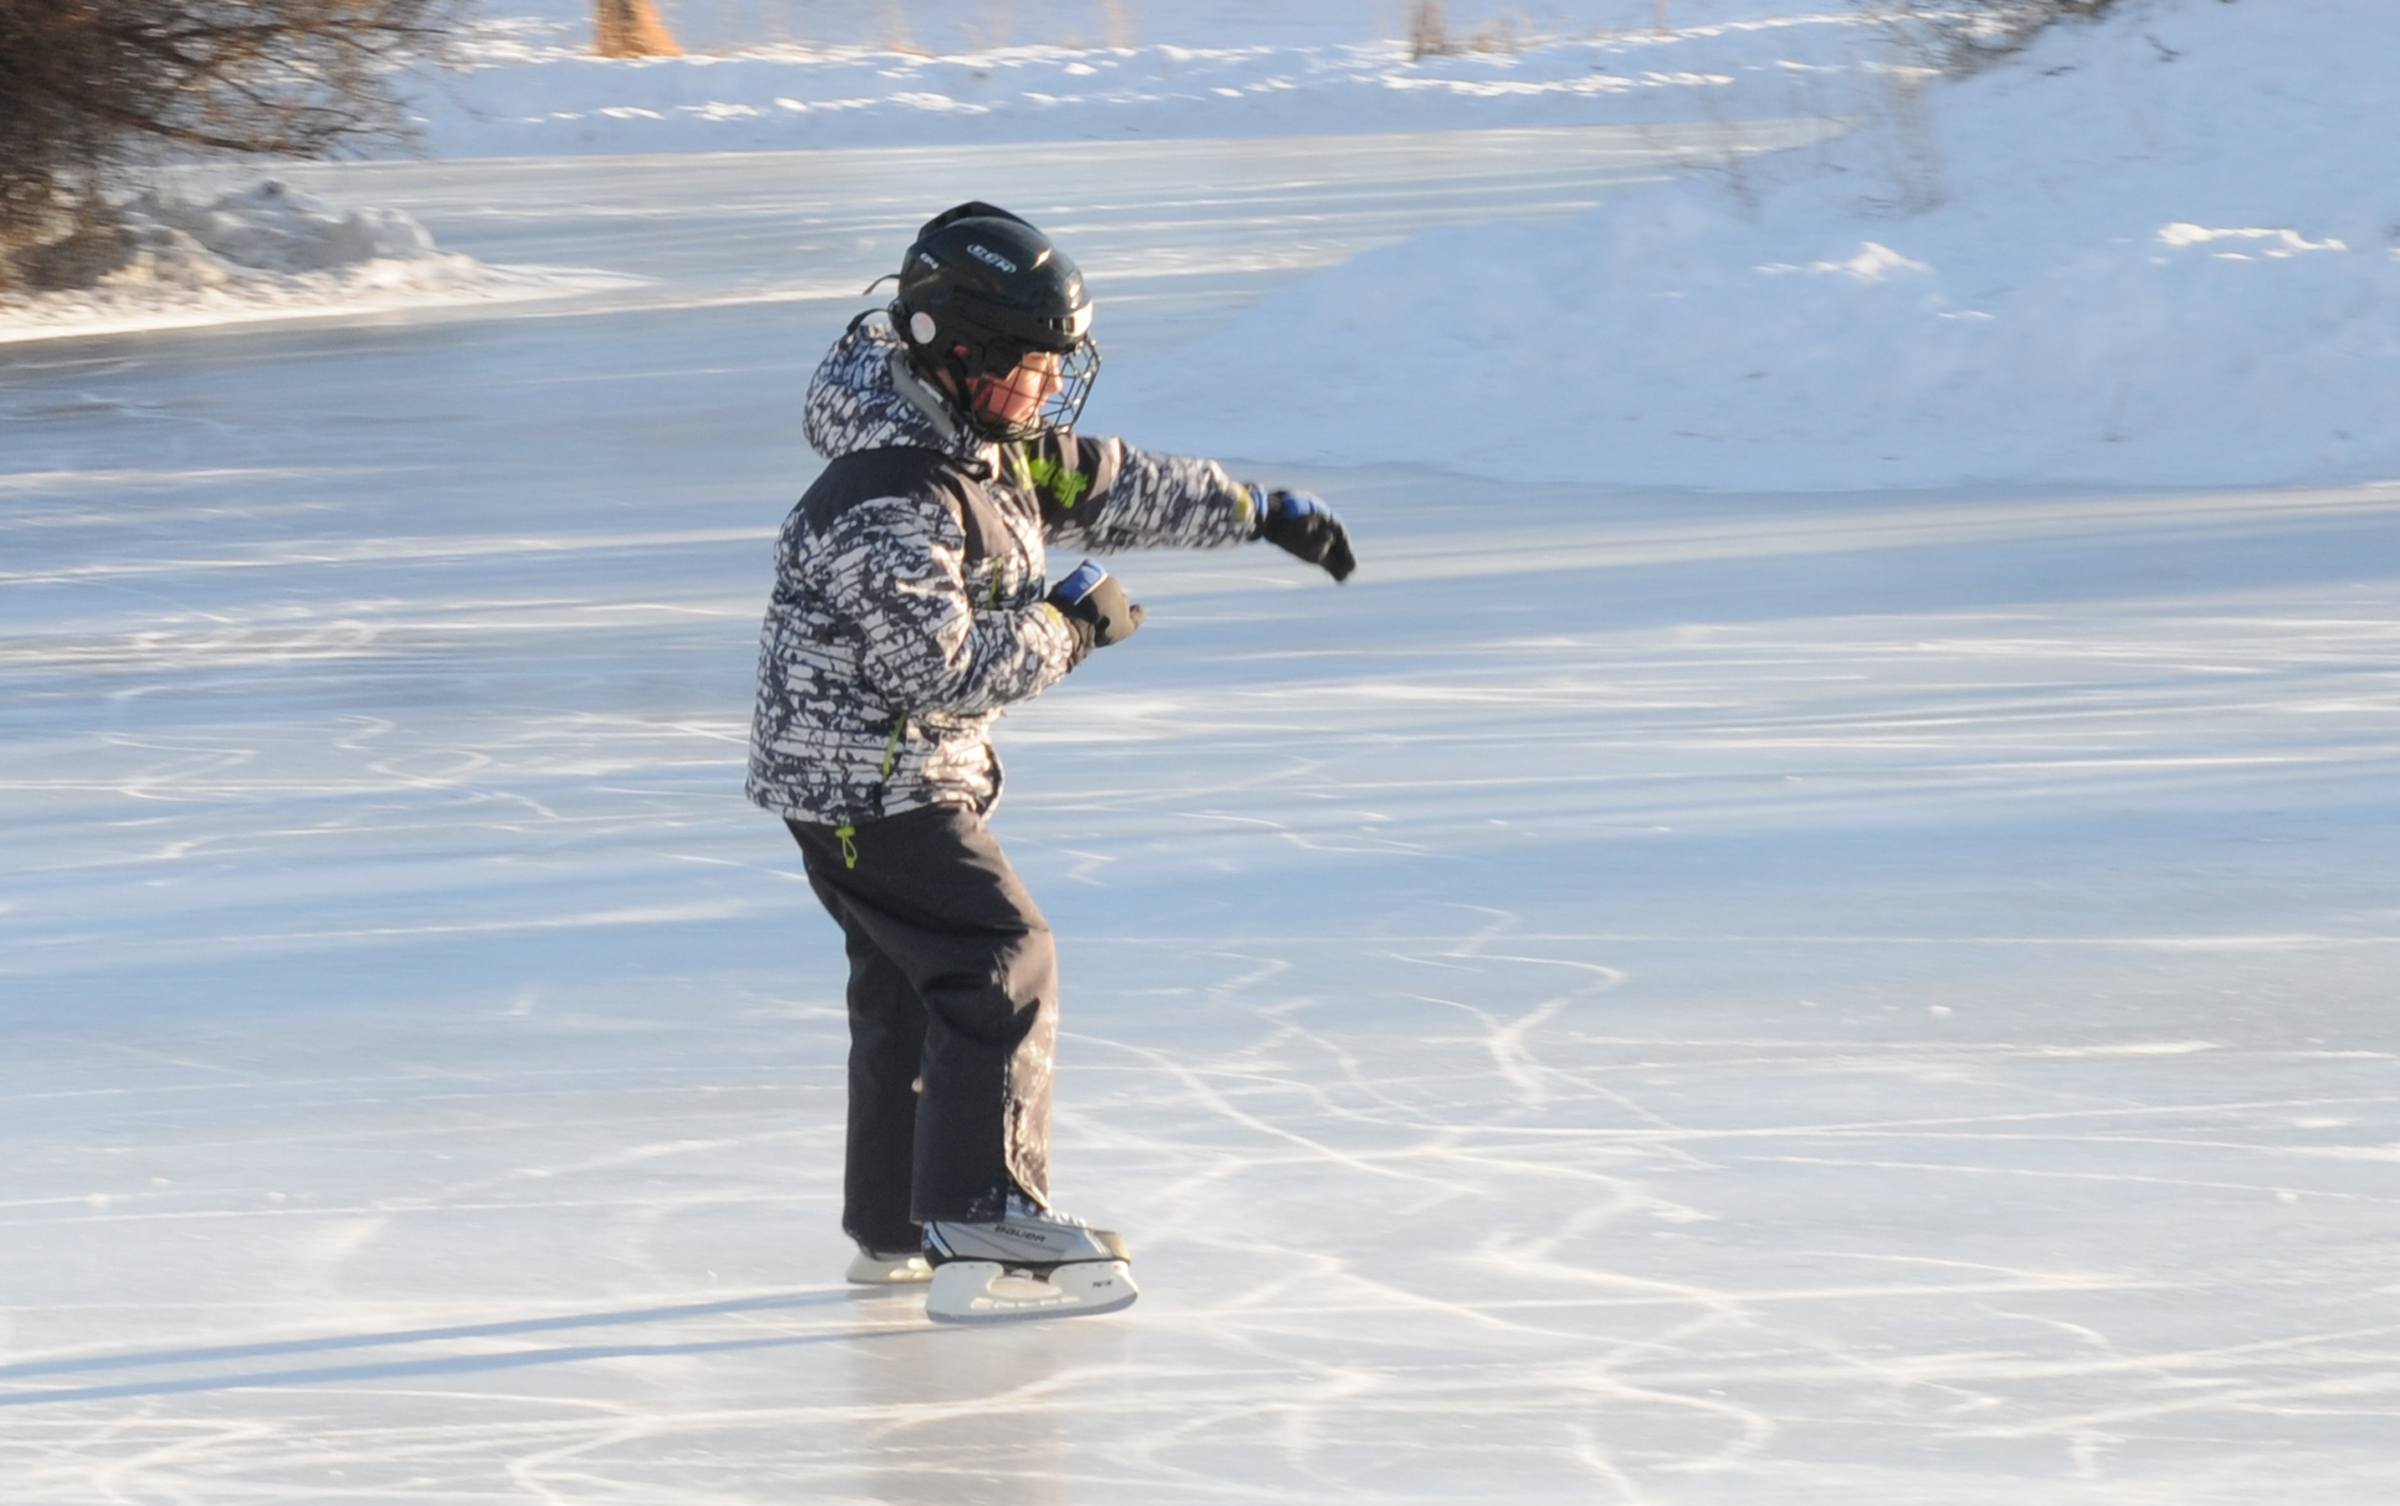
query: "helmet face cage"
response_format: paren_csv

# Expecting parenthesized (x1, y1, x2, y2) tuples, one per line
(959, 336, 1102, 444)
(898, 312, 1101, 443)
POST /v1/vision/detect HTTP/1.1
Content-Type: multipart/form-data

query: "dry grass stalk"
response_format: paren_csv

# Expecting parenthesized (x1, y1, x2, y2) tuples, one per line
(596, 0, 682, 57)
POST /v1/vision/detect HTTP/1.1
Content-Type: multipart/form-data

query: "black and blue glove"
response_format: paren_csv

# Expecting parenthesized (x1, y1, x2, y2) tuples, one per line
(1251, 486, 1356, 583)
(1046, 559, 1144, 662)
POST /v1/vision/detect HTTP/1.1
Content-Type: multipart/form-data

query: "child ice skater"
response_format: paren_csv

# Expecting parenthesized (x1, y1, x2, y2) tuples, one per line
(747, 202, 1355, 1322)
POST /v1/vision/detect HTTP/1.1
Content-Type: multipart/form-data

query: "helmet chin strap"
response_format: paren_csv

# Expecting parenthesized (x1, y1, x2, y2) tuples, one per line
(899, 351, 1017, 445)
(967, 373, 1021, 422)
(884, 342, 982, 450)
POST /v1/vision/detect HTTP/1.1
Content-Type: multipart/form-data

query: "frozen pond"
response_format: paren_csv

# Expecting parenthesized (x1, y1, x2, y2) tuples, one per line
(3, 128, 2397, 1503)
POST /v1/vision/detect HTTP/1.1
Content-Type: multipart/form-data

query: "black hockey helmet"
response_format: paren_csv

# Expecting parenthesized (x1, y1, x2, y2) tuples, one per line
(891, 201, 1100, 442)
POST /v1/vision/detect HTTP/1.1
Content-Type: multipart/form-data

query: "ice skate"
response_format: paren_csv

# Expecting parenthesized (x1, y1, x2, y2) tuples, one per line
(922, 1200, 1138, 1324)
(846, 1240, 933, 1285)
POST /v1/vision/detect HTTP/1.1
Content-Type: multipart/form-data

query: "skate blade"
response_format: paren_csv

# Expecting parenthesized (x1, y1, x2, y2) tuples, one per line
(925, 1259, 1138, 1325)
(845, 1251, 932, 1285)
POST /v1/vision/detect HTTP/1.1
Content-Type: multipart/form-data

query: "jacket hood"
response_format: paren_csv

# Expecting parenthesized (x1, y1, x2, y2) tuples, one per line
(804, 319, 991, 466)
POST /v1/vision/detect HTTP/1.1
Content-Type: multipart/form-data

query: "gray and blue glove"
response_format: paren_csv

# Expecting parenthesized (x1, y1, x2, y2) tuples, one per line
(1251, 486, 1356, 583)
(1046, 559, 1144, 662)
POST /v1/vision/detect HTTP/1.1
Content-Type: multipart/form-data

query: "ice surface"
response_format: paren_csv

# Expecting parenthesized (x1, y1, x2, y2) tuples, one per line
(4, 130, 2398, 1506)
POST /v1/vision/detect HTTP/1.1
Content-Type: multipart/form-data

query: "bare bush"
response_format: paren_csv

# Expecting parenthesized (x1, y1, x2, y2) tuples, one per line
(1838, 0, 2117, 212)
(1469, 7, 1532, 54)
(0, 0, 463, 293)
(1405, 0, 1530, 60)
(1406, 1, 1452, 59)
(1868, 0, 2124, 75)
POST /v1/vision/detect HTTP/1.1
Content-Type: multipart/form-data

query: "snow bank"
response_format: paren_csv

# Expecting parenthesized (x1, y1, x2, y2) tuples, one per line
(468, 0, 1589, 55)
(0, 181, 638, 345)
(413, 1, 1882, 158)
(1108, 0, 2400, 490)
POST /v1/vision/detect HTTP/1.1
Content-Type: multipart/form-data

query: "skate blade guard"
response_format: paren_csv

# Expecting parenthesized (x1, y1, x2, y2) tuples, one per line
(926, 1259, 1138, 1324)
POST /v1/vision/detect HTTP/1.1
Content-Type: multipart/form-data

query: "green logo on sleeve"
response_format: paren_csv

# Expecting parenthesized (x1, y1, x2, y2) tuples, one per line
(1022, 451, 1091, 511)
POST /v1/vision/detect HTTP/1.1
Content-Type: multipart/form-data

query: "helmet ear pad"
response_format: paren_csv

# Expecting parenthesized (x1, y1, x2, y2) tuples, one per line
(910, 312, 1039, 390)
(901, 308, 1036, 404)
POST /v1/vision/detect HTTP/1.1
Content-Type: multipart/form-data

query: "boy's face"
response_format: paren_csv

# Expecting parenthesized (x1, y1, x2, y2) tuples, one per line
(964, 348, 1066, 430)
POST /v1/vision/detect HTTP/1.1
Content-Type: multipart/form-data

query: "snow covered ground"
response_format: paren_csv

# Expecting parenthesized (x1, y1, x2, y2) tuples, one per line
(4, 2, 2399, 1502)
(417, 0, 1874, 157)
(1122, 0, 2400, 490)
(0, 180, 638, 346)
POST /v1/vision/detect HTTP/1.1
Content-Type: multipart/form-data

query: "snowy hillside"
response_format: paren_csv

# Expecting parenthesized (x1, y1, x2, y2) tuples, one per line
(1113, 0, 2400, 490)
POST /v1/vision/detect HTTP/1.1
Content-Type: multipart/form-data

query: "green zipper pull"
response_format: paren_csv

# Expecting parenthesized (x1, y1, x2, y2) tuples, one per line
(835, 823, 860, 870)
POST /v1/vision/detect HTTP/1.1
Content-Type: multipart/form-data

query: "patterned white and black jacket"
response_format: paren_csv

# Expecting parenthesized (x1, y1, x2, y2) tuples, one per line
(746, 321, 1260, 828)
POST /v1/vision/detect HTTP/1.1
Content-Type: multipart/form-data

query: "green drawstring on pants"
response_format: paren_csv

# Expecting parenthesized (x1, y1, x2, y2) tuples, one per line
(835, 823, 859, 870)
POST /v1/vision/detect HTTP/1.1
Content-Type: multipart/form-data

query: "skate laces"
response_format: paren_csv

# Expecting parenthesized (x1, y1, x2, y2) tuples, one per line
(1004, 1193, 1087, 1228)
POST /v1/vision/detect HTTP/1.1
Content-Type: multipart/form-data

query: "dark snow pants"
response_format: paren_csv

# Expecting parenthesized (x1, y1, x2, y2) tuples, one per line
(787, 803, 1057, 1249)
